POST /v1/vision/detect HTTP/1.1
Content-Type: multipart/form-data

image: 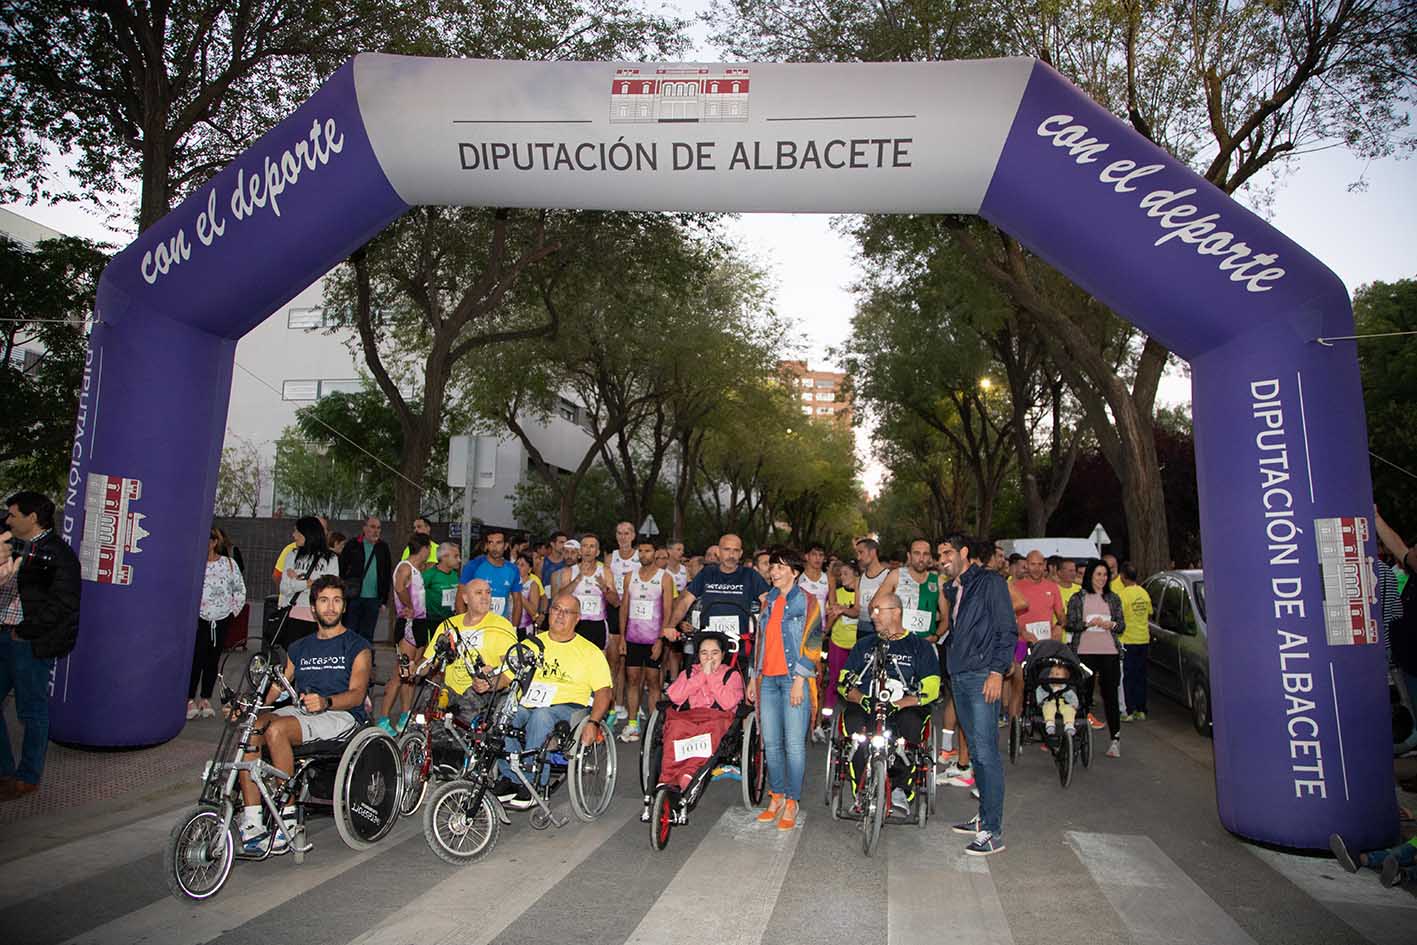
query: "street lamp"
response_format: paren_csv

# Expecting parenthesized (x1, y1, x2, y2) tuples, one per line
(978, 377, 993, 391)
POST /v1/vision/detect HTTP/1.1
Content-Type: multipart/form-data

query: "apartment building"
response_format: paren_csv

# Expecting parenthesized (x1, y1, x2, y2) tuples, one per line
(779, 359, 853, 425)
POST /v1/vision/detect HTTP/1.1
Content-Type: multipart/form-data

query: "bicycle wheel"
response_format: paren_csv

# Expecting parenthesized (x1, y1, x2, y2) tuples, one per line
(1008, 715, 1021, 764)
(568, 717, 617, 822)
(396, 728, 430, 817)
(1079, 722, 1093, 768)
(862, 756, 886, 857)
(823, 731, 838, 807)
(649, 786, 674, 851)
(639, 706, 663, 795)
(741, 710, 766, 810)
(164, 805, 235, 902)
(1057, 729, 1075, 788)
(423, 781, 499, 864)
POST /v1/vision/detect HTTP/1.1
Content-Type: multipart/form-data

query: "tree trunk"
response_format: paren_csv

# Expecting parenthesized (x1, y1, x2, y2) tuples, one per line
(138, 117, 170, 233)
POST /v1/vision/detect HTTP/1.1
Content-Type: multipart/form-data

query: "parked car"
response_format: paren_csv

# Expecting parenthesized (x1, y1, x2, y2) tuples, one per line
(1142, 570, 1212, 736)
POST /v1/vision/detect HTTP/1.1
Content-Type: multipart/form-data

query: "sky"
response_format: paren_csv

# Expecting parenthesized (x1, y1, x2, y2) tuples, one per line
(4, 9, 1414, 495)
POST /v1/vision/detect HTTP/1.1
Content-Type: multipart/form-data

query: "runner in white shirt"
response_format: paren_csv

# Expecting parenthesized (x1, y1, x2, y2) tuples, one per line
(554, 534, 619, 651)
(798, 541, 831, 742)
(605, 520, 639, 726)
(854, 537, 898, 639)
(665, 539, 690, 595)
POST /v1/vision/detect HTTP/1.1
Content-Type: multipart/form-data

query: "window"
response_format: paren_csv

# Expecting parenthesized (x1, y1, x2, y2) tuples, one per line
(802, 406, 813, 415)
(815, 378, 834, 388)
(287, 307, 325, 329)
(1193, 580, 1206, 622)
(801, 392, 813, 401)
(558, 397, 578, 423)
(1158, 580, 1185, 632)
(319, 379, 360, 398)
(282, 380, 319, 401)
(816, 406, 832, 414)
(815, 391, 833, 401)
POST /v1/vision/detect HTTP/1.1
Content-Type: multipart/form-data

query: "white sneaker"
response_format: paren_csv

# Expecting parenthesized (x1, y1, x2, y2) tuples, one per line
(942, 762, 968, 780)
(810, 726, 825, 744)
(890, 787, 911, 816)
(1106, 738, 1121, 758)
(186, 702, 200, 720)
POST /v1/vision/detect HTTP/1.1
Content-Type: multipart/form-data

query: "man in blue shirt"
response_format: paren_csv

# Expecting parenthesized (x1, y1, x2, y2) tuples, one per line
(667, 533, 770, 656)
(461, 527, 523, 627)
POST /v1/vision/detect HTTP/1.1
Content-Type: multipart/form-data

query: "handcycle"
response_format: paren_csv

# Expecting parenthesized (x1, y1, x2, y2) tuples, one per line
(164, 648, 401, 901)
(822, 634, 938, 856)
(422, 637, 619, 864)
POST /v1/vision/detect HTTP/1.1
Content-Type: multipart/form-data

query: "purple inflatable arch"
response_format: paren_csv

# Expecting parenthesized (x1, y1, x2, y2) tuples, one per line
(57, 55, 1392, 850)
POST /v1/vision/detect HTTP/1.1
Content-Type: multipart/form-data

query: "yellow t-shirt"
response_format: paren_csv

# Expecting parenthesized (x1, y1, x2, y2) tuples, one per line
(829, 586, 858, 650)
(424, 611, 518, 695)
(1058, 582, 1081, 610)
(1118, 584, 1153, 645)
(272, 542, 296, 579)
(402, 540, 439, 562)
(524, 631, 612, 708)
(1109, 575, 1125, 596)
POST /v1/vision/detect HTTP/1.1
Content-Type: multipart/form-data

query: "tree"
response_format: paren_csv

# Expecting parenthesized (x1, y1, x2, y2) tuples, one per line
(214, 435, 268, 516)
(1, 0, 406, 231)
(0, 234, 105, 495)
(712, 0, 1417, 574)
(1353, 279, 1417, 532)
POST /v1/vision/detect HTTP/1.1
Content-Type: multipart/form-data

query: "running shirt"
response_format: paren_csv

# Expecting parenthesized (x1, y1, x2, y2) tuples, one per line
(855, 566, 893, 635)
(1058, 582, 1082, 611)
(423, 566, 460, 623)
(401, 540, 439, 562)
(829, 586, 858, 650)
(608, 548, 638, 595)
(686, 564, 770, 642)
(797, 570, 830, 619)
(288, 630, 373, 723)
(425, 611, 518, 696)
(393, 560, 426, 620)
(567, 563, 611, 623)
(624, 568, 666, 645)
(460, 555, 522, 619)
(540, 555, 570, 590)
(519, 573, 545, 632)
(524, 630, 613, 708)
(1117, 583, 1153, 645)
(667, 564, 689, 595)
(1014, 577, 1062, 644)
(895, 569, 940, 638)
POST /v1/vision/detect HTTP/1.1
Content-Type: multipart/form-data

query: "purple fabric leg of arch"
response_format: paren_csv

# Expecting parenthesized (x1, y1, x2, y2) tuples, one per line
(980, 61, 1393, 850)
(48, 61, 411, 748)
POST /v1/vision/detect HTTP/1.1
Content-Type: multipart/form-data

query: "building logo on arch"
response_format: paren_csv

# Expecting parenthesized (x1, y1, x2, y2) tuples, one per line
(610, 67, 751, 124)
(80, 473, 148, 586)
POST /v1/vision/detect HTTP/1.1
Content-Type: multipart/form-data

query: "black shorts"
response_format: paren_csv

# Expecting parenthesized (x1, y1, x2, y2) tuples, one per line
(396, 617, 434, 649)
(625, 641, 660, 669)
(576, 619, 608, 649)
(605, 604, 621, 635)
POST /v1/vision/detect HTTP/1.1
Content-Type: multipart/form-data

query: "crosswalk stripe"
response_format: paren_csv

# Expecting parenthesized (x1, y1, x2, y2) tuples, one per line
(887, 820, 1013, 945)
(1066, 831, 1259, 945)
(623, 805, 803, 945)
(0, 808, 182, 910)
(58, 816, 419, 945)
(344, 800, 638, 945)
(1247, 844, 1417, 945)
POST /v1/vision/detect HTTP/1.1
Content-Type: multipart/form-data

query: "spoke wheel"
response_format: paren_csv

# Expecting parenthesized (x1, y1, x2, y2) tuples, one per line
(1057, 729, 1075, 788)
(164, 805, 235, 902)
(568, 718, 617, 822)
(862, 756, 886, 857)
(334, 727, 402, 850)
(741, 711, 766, 809)
(823, 731, 838, 807)
(396, 729, 430, 817)
(649, 787, 674, 851)
(639, 707, 662, 795)
(423, 781, 499, 865)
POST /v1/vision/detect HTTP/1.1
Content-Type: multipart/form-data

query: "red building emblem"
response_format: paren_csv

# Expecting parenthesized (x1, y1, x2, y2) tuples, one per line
(1314, 516, 1377, 646)
(80, 473, 148, 586)
(610, 67, 750, 124)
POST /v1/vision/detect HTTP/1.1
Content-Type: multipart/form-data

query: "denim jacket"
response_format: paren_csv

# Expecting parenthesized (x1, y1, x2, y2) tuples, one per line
(753, 584, 823, 679)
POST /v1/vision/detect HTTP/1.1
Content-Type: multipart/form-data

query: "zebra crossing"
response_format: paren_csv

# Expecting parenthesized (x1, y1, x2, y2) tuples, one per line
(0, 726, 1407, 945)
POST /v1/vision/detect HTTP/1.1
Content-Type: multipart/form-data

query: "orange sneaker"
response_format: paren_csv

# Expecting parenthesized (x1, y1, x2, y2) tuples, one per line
(777, 798, 799, 830)
(756, 792, 785, 823)
(1088, 714, 1105, 730)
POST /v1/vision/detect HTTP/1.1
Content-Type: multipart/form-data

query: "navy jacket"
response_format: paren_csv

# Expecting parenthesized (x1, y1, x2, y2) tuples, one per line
(943, 564, 1016, 677)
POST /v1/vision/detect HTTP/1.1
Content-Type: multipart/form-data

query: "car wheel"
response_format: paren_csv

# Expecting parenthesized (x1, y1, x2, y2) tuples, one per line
(1192, 679, 1212, 737)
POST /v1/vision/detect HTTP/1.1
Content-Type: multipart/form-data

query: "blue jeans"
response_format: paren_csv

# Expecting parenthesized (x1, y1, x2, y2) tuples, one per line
(0, 632, 55, 784)
(344, 597, 382, 643)
(497, 703, 584, 786)
(952, 669, 1004, 837)
(1367, 840, 1417, 882)
(1123, 644, 1149, 714)
(757, 673, 811, 800)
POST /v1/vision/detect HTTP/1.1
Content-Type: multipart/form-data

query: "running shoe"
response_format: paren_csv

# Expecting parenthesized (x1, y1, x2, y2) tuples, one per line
(951, 814, 981, 835)
(964, 831, 1005, 856)
(506, 786, 536, 810)
(1329, 834, 1359, 873)
(942, 762, 969, 779)
(1381, 855, 1403, 888)
(492, 777, 520, 801)
(1132, 711, 1147, 721)
(620, 720, 641, 743)
(712, 765, 742, 782)
(1088, 714, 1105, 730)
(1106, 738, 1121, 758)
(890, 788, 911, 816)
(947, 770, 976, 788)
(936, 748, 957, 766)
(376, 716, 397, 737)
(199, 704, 216, 719)
(186, 703, 200, 720)
(1121, 712, 1136, 722)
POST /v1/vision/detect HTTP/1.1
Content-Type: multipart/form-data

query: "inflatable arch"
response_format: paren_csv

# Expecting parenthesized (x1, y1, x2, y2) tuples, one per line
(56, 55, 1391, 850)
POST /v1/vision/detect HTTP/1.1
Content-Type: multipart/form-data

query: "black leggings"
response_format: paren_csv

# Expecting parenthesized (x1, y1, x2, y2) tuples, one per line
(842, 704, 928, 780)
(189, 616, 229, 700)
(1080, 653, 1122, 739)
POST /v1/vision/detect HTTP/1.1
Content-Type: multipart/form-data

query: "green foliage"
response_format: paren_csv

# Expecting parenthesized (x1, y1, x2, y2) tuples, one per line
(1355, 279, 1417, 531)
(0, 234, 105, 495)
(214, 437, 268, 517)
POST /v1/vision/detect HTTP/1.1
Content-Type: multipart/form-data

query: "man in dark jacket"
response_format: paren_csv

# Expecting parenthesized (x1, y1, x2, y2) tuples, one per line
(939, 532, 1016, 856)
(0, 491, 81, 800)
(338, 516, 392, 643)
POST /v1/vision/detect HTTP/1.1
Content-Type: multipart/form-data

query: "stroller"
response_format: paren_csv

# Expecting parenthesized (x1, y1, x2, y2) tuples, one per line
(1011, 638, 1094, 787)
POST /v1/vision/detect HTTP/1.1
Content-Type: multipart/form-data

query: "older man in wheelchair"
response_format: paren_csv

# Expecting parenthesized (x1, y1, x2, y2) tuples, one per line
(837, 591, 941, 818)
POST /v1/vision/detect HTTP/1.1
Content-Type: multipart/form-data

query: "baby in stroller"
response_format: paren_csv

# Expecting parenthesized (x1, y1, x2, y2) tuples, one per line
(1026, 638, 1091, 736)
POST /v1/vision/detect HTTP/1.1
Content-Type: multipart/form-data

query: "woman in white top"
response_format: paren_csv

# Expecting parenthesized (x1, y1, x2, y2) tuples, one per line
(276, 516, 340, 648)
(189, 528, 247, 719)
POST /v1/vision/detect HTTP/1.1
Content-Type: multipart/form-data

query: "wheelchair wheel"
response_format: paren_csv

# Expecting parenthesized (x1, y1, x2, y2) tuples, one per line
(740, 709, 766, 810)
(823, 731, 838, 807)
(915, 790, 928, 829)
(1057, 729, 1075, 788)
(568, 716, 617, 822)
(1079, 722, 1093, 768)
(396, 728, 430, 817)
(862, 757, 886, 857)
(1008, 715, 1022, 764)
(639, 706, 663, 795)
(334, 727, 402, 850)
(164, 805, 235, 902)
(649, 786, 674, 851)
(423, 780, 499, 864)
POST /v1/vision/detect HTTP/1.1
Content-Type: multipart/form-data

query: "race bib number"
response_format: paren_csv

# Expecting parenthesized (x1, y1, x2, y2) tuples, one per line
(708, 614, 740, 639)
(459, 629, 484, 649)
(630, 599, 655, 621)
(490, 596, 507, 616)
(523, 681, 557, 707)
(1026, 620, 1051, 642)
(578, 593, 604, 620)
(441, 588, 456, 609)
(903, 609, 931, 634)
(673, 733, 713, 762)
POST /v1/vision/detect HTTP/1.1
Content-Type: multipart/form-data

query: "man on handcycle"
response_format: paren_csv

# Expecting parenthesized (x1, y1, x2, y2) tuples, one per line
(839, 591, 940, 816)
(493, 592, 613, 809)
(236, 575, 372, 851)
(420, 578, 519, 712)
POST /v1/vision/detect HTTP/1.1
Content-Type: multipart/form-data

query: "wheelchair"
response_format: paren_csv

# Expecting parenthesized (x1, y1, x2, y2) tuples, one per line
(165, 649, 401, 902)
(421, 638, 618, 865)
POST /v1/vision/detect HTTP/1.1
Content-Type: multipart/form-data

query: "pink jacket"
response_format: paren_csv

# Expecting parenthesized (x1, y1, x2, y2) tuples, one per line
(667, 665, 744, 710)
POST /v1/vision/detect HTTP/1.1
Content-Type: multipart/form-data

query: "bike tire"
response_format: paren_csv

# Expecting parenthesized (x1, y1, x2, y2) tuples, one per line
(639, 707, 662, 795)
(423, 781, 499, 865)
(396, 728, 430, 817)
(334, 727, 402, 850)
(1008, 715, 1021, 764)
(164, 805, 235, 902)
(862, 757, 886, 857)
(649, 786, 674, 851)
(741, 710, 765, 810)
(1080, 722, 1093, 768)
(568, 717, 617, 822)
(1058, 729, 1075, 788)
(823, 729, 837, 807)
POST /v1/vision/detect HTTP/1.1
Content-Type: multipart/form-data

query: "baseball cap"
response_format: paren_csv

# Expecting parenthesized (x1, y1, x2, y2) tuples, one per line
(563, 538, 581, 551)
